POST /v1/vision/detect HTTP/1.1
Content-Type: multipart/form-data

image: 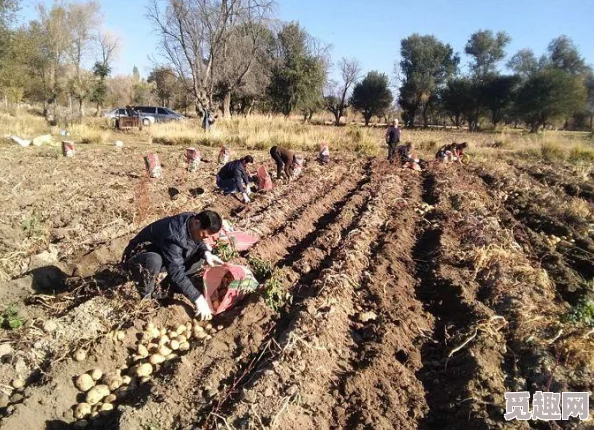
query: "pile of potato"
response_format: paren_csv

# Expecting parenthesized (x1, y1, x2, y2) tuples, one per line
(70, 319, 220, 426)
(543, 233, 575, 247)
(415, 203, 434, 216)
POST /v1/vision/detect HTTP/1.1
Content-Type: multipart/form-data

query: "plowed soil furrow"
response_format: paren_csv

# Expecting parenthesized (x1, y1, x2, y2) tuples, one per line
(2, 161, 358, 430)
(248, 161, 369, 265)
(238, 164, 351, 238)
(331, 172, 433, 429)
(412, 170, 500, 429)
(476, 166, 594, 302)
(22, 163, 339, 319)
(515, 162, 594, 204)
(432, 166, 591, 429)
(193, 180, 379, 429)
(201, 162, 403, 430)
(240, 156, 356, 226)
(116, 160, 371, 430)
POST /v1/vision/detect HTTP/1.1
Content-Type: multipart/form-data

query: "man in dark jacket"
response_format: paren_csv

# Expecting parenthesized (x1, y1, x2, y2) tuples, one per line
(216, 155, 254, 203)
(385, 119, 401, 163)
(269, 146, 296, 180)
(121, 210, 224, 320)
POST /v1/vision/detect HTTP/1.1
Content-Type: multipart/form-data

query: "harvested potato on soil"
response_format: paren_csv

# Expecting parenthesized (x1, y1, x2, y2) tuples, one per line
(75, 374, 95, 392)
(179, 342, 190, 352)
(158, 345, 172, 356)
(86, 385, 110, 405)
(136, 363, 153, 378)
(149, 354, 166, 365)
(11, 379, 24, 389)
(73, 403, 91, 419)
(103, 372, 122, 391)
(73, 350, 87, 362)
(170, 340, 180, 350)
(90, 369, 103, 381)
(137, 344, 149, 358)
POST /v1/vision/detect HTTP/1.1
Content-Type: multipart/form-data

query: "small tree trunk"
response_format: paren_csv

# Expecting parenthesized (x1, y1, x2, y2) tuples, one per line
(223, 92, 232, 119)
(422, 104, 429, 128)
(334, 111, 341, 126)
(364, 114, 371, 126)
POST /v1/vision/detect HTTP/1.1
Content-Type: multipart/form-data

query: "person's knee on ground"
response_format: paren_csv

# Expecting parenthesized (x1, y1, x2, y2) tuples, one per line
(127, 252, 164, 299)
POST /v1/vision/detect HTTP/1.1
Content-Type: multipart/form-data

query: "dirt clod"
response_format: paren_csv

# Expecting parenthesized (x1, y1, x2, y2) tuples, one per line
(42, 320, 57, 333)
(358, 311, 377, 322)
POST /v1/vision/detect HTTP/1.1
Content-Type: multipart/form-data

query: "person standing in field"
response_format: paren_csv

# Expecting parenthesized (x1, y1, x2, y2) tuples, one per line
(216, 155, 254, 203)
(121, 210, 225, 321)
(385, 119, 401, 163)
(270, 146, 296, 180)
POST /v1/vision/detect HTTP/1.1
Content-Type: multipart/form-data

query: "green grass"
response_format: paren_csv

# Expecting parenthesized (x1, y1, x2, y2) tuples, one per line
(1, 304, 25, 330)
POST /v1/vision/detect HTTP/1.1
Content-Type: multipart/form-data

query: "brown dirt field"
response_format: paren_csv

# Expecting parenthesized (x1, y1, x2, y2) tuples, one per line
(0, 140, 593, 429)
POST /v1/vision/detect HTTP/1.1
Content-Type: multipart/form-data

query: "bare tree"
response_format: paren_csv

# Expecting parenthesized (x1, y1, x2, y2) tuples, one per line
(147, 0, 274, 117)
(325, 57, 361, 126)
(96, 30, 120, 70)
(214, 18, 274, 118)
(31, 3, 71, 119)
(92, 30, 119, 115)
(67, 1, 101, 117)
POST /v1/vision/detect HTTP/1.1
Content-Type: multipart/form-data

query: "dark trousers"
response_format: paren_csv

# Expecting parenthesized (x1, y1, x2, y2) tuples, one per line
(216, 175, 240, 194)
(388, 143, 397, 163)
(127, 251, 204, 299)
(270, 147, 285, 179)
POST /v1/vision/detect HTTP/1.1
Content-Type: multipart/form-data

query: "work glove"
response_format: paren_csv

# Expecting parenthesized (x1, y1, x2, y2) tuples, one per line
(205, 251, 224, 266)
(195, 295, 213, 321)
(242, 192, 251, 204)
(246, 184, 252, 196)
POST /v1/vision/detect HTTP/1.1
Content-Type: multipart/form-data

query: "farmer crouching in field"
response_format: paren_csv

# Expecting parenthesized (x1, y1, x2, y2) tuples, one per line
(270, 145, 296, 180)
(396, 142, 414, 165)
(436, 142, 468, 164)
(216, 155, 254, 204)
(385, 119, 401, 163)
(121, 210, 225, 321)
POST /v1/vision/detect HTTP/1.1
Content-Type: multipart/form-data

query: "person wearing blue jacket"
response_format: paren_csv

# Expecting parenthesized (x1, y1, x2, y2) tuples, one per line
(121, 210, 224, 321)
(216, 155, 254, 203)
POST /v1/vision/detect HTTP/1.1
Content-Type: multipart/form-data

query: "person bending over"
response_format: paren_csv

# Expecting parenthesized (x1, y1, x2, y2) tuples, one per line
(216, 155, 254, 203)
(122, 210, 224, 321)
